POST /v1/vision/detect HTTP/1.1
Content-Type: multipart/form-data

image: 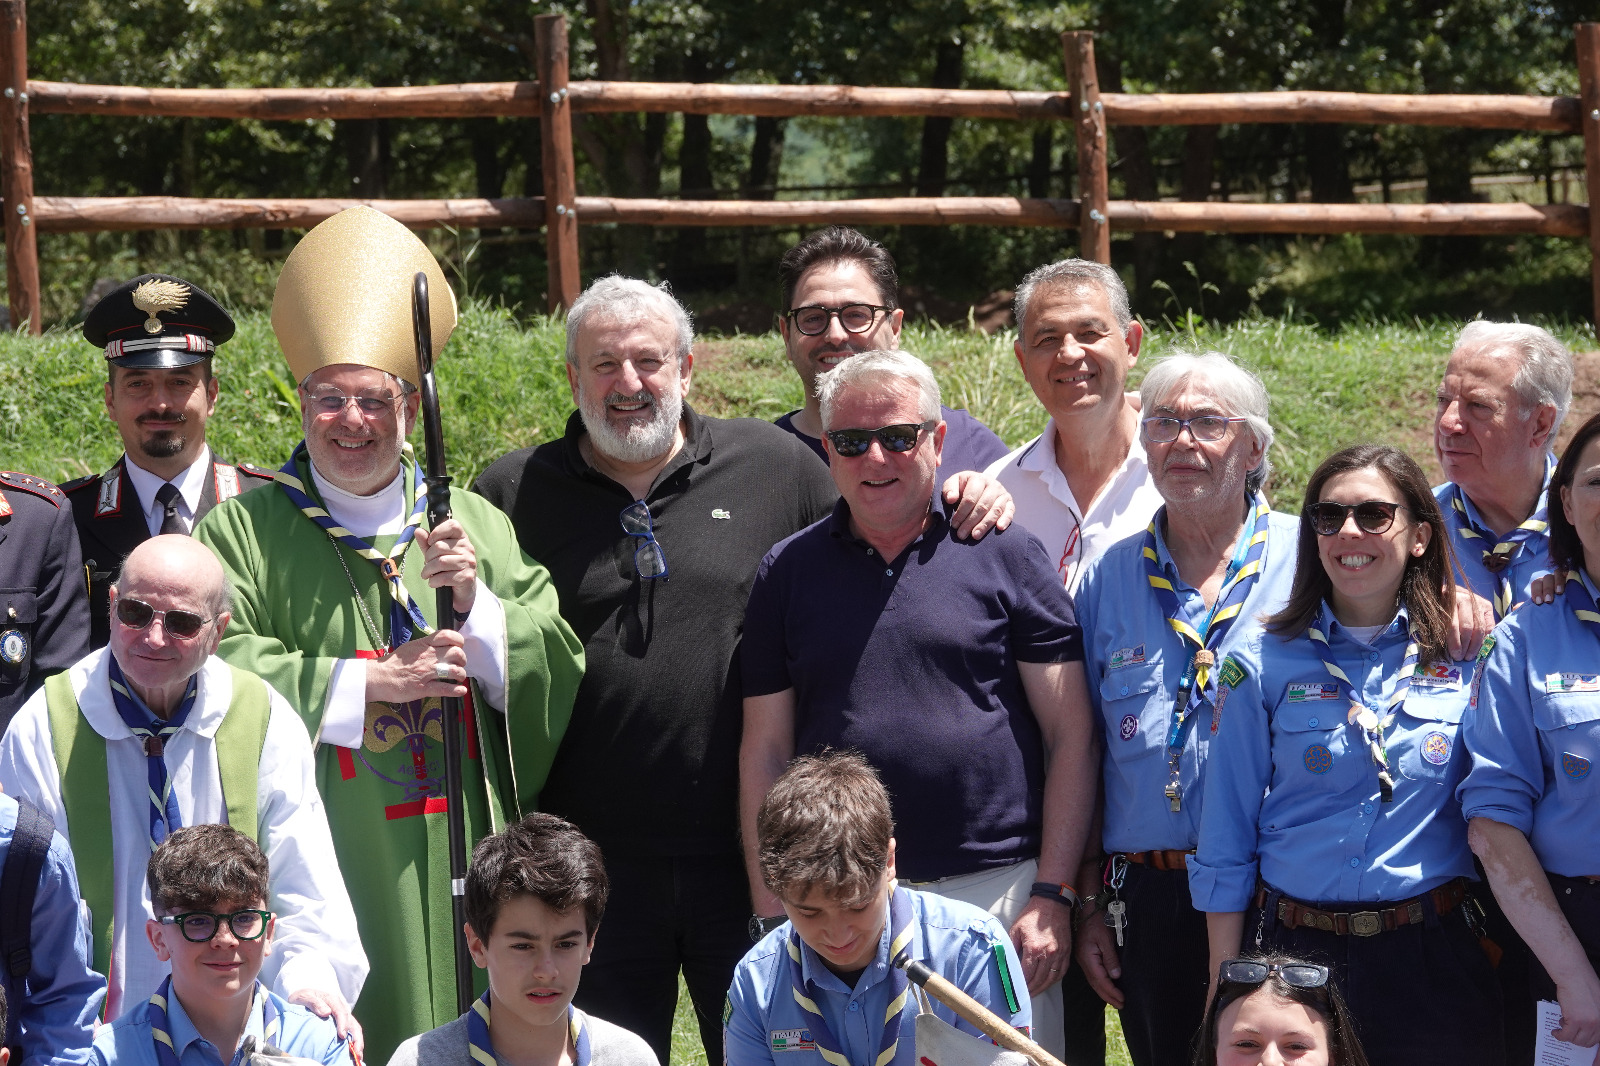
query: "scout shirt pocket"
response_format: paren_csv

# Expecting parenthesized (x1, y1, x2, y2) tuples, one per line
(1271, 690, 1362, 794)
(1396, 670, 1468, 785)
(1099, 662, 1165, 750)
(1533, 672, 1600, 795)
(0, 588, 38, 693)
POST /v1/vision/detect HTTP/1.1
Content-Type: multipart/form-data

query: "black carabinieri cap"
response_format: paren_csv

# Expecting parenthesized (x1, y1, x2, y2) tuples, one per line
(82, 274, 236, 369)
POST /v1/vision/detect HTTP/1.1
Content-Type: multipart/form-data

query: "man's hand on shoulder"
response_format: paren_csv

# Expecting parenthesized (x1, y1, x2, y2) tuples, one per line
(286, 987, 364, 1060)
(365, 630, 468, 704)
(943, 471, 1015, 541)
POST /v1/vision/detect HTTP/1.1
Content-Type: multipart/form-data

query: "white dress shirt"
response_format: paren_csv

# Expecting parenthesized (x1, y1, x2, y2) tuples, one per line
(309, 462, 510, 750)
(0, 648, 369, 1020)
(122, 448, 213, 537)
(985, 416, 1164, 595)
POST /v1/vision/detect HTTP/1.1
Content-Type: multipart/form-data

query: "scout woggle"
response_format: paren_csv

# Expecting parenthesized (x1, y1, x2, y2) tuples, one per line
(1449, 459, 1552, 620)
(1142, 496, 1270, 812)
(1306, 606, 1422, 804)
(109, 655, 198, 852)
(787, 885, 914, 1066)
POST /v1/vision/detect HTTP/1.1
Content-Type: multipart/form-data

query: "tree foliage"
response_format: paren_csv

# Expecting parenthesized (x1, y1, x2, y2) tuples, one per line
(19, 0, 1594, 326)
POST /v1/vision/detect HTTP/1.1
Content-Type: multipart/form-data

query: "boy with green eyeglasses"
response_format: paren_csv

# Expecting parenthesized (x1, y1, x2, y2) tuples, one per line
(90, 825, 354, 1066)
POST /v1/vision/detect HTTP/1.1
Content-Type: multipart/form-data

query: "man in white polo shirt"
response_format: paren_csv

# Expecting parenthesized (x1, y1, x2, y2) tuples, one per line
(986, 260, 1162, 595)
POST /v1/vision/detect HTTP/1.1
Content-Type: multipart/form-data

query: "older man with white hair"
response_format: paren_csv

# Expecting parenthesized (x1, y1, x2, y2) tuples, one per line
(472, 274, 840, 1065)
(1069, 352, 1298, 1066)
(1433, 321, 1574, 618)
(739, 348, 1097, 1056)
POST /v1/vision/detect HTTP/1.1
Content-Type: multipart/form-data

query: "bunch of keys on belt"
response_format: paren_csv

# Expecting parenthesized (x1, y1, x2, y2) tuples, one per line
(1103, 855, 1129, 947)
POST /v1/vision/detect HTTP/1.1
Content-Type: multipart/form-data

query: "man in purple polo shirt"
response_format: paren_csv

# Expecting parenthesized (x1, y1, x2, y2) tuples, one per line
(738, 348, 1097, 1058)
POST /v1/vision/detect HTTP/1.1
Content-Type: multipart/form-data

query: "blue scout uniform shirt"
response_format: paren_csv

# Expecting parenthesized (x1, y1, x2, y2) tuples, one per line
(0, 793, 104, 1066)
(776, 406, 1009, 477)
(90, 986, 351, 1066)
(1460, 571, 1600, 877)
(1434, 458, 1555, 618)
(724, 887, 1029, 1066)
(741, 496, 1083, 880)
(1189, 605, 1477, 912)
(1075, 510, 1300, 854)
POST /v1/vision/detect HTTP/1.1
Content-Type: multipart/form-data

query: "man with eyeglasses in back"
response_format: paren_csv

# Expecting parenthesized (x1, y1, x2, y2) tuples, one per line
(0, 535, 364, 1042)
(774, 228, 1010, 477)
(190, 207, 583, 1065)
(739, 348, 1097, 1060)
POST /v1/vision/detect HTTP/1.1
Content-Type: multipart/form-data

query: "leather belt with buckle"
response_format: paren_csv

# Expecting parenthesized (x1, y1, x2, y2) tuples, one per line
(1120, 849, 1194, 872)
(1253, 878, 1467, 937)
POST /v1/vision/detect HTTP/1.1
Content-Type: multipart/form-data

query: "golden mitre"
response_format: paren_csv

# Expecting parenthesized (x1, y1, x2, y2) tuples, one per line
(272, 206, 457, 387)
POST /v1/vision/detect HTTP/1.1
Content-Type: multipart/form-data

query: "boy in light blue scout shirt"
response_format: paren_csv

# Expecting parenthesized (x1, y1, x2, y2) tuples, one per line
(1190, 445, 1499, 1066)
(725, 753, 1028, 1066)
(1071, 352, 1297, 1066)
(91, 825, 352, 1066)
(1463, 411, 1600, 1054)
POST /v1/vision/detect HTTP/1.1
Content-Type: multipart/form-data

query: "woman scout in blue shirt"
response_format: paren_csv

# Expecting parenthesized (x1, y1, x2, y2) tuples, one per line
(1190, 444, 1502, 1066)
(1463, 410, 1600, 1054)
(1072, 352, 1299, 1066)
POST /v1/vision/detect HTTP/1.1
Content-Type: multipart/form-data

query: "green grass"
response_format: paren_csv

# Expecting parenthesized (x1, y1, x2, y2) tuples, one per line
(8, 304, 1589, 509)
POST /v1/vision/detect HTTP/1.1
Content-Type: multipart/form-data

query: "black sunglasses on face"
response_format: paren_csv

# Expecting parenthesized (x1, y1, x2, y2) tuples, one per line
(115, 597, 213, 639)
(785, 304, 892, 336)
(1218, 959, 1330, 990)
(1304, 500, 1405, 537)
(825, 421, 937, 459)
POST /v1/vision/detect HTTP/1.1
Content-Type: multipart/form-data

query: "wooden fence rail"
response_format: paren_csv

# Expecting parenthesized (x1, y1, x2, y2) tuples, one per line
(1, 0, 1599, 331)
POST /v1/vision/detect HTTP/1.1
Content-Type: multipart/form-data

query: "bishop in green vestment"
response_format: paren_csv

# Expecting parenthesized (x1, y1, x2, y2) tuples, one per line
(193, 207, 584, 1063)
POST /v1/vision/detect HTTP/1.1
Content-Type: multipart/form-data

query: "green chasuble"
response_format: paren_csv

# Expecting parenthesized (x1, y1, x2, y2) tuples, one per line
(194, 448, 584, 1062)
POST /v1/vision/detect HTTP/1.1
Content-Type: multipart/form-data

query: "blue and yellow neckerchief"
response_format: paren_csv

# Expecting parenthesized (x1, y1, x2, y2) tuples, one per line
(148, 976, 279, 1066)
(1449, 457, 1555, 620)
(1306, 604, 1421, 804)
(108, 655, 198, 852)
(786, 885, 914, 1066)
(1562, 571, 1600, 643)
(467, 992, 591, 1066)
(1142, 495, 1271, 811)
(274, 441, 432, 648)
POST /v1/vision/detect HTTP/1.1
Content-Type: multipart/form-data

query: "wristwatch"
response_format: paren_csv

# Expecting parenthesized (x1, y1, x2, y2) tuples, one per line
(749, 914, 786, 942)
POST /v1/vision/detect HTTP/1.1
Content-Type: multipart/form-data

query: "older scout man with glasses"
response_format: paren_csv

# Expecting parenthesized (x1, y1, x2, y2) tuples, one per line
(739, 348, 1097, 1056)
(0, 535, 365, 1038)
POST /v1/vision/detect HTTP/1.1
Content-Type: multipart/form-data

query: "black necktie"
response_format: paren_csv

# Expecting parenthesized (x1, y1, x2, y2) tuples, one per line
(154, 482, 185, 535)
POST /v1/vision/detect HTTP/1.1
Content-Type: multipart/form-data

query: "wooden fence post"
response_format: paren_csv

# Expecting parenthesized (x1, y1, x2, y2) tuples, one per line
(1577, 23, 1600, 329)
(535, 13, 579, 314)
(1063, 31, 1110, 264)
(0, 0, 39, 334)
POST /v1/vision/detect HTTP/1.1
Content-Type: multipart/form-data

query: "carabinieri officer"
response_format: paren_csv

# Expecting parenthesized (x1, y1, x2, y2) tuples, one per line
(1190, 444, 1502, 1066)
(1072, 352, 1297, 1066)
(66, 275, 273, 649)
(1463, 409, 1600, 1053)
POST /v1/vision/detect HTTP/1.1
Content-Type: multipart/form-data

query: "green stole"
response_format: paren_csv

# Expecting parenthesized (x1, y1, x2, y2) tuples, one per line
(44, 665, 272, 980)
